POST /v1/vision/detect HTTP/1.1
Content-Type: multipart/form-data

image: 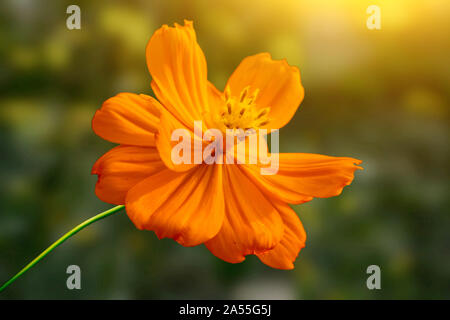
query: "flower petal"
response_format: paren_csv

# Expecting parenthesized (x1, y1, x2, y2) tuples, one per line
(146, 20, 210, 129)
(92, 93, 161, 146)
(204, 166, 284, 263)
(257, 201, 306, 270)
(226, 53, 304, 129)
(242, 153, 362, 204)
(125, 164, 225, 247)
(207, 81, 224, 111)
(92, 145, 165, 205)
(155, 108, 202, 172)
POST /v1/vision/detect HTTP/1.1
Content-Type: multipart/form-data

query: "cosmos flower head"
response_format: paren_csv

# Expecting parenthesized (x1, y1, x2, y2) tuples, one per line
(91, 20, 362, 269)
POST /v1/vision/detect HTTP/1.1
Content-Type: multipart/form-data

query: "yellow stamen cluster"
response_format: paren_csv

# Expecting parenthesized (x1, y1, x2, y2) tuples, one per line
(213, 86, 270, 132)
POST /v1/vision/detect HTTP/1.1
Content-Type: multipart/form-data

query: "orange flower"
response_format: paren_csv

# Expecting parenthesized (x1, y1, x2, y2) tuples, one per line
(91, 20, 362, 269)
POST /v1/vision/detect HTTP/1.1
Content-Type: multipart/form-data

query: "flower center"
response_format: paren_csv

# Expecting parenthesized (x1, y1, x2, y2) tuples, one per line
(212, 86, 270, 132)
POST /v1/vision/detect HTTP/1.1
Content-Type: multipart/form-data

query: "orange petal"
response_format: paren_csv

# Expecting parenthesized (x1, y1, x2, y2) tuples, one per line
(155, 108, 201, 172)
(205, 166, 284, 263)
(207, 81, 224, 112)
(146, 20, 210, 129)
(242, 153, 363, 204)
(125, 165, 225, 247)
(226, 53, 304, 129)
(257, 201, 306, 270)
(92, 145, 165, 205)
(92, 93, 161, 146)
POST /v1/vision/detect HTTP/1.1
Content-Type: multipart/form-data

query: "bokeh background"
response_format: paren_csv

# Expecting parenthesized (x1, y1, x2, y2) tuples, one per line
(0, 0, 449, 299)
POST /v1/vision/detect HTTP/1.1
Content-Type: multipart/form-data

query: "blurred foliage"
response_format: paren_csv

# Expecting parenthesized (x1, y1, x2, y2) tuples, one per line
(0, 0, 449, 299)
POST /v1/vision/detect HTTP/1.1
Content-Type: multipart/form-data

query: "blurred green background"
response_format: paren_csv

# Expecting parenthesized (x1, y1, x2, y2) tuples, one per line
(0, 0, 449, 299)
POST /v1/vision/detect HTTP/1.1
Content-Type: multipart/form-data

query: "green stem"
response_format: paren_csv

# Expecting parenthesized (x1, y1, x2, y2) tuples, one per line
(0, 205, 125, 293)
